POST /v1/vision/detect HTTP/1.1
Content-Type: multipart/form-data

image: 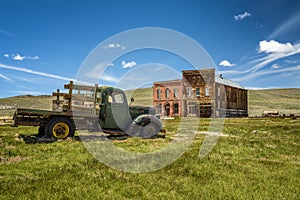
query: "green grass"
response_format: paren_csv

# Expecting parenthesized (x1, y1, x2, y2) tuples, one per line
(0, 118, 299, 199)
(248, 88, 300, 116)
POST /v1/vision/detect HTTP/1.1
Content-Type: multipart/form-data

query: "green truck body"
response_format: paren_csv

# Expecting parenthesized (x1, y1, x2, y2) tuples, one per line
(13, 81, 163, 139)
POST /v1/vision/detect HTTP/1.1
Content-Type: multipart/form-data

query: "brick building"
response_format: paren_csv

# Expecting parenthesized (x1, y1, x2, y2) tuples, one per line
(153, 68, 248, 118)
(153, 79, 182, 117)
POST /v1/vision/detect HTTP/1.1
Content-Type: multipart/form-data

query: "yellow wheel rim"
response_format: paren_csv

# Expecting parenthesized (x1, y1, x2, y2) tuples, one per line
(52, 122, 70, 139)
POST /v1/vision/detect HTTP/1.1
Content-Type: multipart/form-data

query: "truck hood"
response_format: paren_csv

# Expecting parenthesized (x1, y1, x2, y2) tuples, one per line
(129, 106, 156, 119)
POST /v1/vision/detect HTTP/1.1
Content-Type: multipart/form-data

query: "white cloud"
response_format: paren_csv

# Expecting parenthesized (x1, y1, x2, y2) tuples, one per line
(100, 74, 119, 83)
(219, 60, 235, 67)
(268, 11, 300, 39)
(243, 40, 300, 73)
(12, 54, 25, 61)
(9, 90, 48, 96)
(219, 39, 300, 83)
(271, 64, 280, 69)
(0, 73, 13, 83)
(121, 61, 137, 68)
(234, 11, 251, 21)
(0, 63, 74, 81)
(232, 65, 300, 82)
(7, 53, 40, 61)
(258, 40, 296, 53)
(284, 60, 298, 64)
(104, 43, 126, 50)
(0, 30, 15, 37)
(28, 56, 39, 60)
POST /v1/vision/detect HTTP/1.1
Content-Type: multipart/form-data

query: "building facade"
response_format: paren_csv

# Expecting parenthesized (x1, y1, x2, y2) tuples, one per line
(153, 79, 182, 117)
(153, 68, 248, 118)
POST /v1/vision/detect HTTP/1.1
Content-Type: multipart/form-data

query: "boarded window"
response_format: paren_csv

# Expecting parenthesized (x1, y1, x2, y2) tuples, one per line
(187, 87, 192, 97)
(205, 87, 209, 96)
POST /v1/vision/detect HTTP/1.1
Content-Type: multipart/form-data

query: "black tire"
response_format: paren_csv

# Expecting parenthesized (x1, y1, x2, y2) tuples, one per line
(127, 123, 140, 137)
(46, 117, 75, 139)
(37, 125, 46, 137)
(139, 123, 158, 138)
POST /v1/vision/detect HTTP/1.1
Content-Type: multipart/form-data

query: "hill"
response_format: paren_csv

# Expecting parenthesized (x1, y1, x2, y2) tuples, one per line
(248, 88, 300, 116)
(0, 95, 54, 116)
(0, 88, 299, 117)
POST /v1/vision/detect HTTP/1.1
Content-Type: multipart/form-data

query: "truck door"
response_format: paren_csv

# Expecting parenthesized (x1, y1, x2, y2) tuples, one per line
(103, 89, 131, 130)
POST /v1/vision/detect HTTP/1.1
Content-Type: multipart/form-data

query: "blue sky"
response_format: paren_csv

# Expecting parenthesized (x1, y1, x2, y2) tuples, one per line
(0, 0, 300, 97)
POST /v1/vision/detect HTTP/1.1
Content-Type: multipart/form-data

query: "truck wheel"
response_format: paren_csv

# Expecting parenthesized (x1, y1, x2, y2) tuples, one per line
(37, 125, 46, 137)
(139, 123, 158, 138)
(46, 117, 75, 139)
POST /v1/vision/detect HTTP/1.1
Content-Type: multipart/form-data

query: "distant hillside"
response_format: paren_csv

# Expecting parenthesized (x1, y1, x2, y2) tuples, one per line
(0, 88, 299, 117)
(125, 87, 153, 106)
(248, 88, 300, 116)
(0, 95, 54, 116)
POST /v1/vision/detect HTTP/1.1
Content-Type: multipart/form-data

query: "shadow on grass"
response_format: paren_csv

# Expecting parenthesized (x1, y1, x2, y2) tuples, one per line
(18, 133, 166, 144)
(18, 134, 57, 144)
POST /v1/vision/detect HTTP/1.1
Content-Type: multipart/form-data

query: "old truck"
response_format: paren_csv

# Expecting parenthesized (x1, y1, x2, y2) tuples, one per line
(13, 81, 164, 139)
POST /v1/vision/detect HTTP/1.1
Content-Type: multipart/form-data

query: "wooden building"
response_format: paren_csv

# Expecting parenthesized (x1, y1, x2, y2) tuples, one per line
(153, 68, 248, 118)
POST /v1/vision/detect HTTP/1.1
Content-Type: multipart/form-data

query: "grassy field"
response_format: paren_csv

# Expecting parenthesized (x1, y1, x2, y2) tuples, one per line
(0, 117, 299, 199)
(248, 88, 300, 116)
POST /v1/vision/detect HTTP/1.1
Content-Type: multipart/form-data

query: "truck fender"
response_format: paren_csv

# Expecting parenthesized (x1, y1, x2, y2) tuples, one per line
(132, 114, 162, 129)
(128, 114, 162, 138)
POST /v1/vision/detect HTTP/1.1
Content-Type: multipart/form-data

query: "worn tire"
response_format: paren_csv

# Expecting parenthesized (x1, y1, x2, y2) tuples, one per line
(139, 123, 158, 138)
(46, 117, 75, 139)
(37, 125, 46, 137)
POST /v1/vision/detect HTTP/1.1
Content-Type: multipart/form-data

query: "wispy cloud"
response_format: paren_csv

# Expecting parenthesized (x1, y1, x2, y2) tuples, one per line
(13, 76, 37, 84)
(268, 11, 300, 39)
(233, 65, 300, 82)
(121, 61, 137, 68)
(0, 63, 74, 81)
(234, 11, 251, 21)
(9, 90, 48, 96)
(103, 43, 126, 50)
(100, 74, 119, 83)
(219, 39, 300, 83)
(0, 73, 14, 83)
(0, 29, 15, 37)
(219, 60, 235, 67)
(271, 64, 280, 69)
(4, 53, 40, 61)
(28, 56, 39, 60)
(250, 40, 300, 72)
